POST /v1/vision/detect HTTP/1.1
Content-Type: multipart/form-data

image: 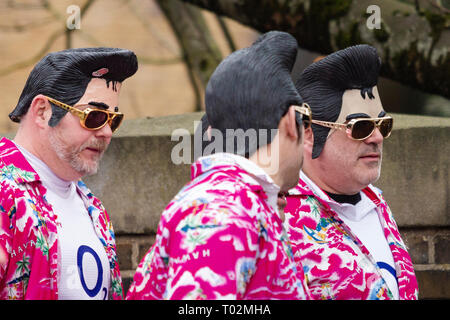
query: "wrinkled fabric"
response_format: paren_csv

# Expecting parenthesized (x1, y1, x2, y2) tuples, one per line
(127, 153, 309, 300)
(0, 137, 123, 299)
(284, 177, 419, 300)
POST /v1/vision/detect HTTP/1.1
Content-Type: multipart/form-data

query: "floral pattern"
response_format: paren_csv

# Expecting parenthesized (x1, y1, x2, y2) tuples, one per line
(126, 153, 309, 300)
(284, 177, 419, 300)
(0, 137, 123, 299)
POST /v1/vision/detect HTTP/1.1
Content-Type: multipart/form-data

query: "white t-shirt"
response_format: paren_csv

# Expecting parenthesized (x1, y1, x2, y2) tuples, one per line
(17, 144, 111, 300)
(301, 172, 399, 299)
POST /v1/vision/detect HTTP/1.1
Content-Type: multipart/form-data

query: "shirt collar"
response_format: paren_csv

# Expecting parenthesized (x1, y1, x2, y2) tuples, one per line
(0, 137, 40, 184)
(290, 170, 378, 215)
(193, 152, 281, 215)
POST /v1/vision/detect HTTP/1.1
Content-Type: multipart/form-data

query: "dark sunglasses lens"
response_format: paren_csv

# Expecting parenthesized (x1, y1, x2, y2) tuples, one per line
(352, 120, 375, 139)
(379, 118, 393, 137)
(85, 110, 108, 129)
(110, 114, 123, 132)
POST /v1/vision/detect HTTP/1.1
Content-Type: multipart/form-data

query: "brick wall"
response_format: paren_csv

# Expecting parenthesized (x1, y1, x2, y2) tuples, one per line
(401, 228, 450, 299)
(116, 235, 155, 294)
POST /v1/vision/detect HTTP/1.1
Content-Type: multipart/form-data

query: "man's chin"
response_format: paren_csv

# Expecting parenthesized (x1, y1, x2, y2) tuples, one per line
(82, 167, 99, 176)
(71, 158, 100, 177)
(357, 170, 381, 189)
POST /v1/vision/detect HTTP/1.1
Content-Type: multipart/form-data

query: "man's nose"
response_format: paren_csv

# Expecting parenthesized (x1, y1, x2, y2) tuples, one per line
(364, 127, 384, 145)
(95, 122, 113, 140)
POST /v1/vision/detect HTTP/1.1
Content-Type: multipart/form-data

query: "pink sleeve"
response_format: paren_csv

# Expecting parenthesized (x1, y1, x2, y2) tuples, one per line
(127, 205, 260, 300)
(166, 220, 259, 299)
(0, 185, 14, 282)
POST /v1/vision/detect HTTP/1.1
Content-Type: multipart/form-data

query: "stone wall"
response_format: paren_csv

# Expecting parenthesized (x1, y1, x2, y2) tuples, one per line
(4, 112, 449, 299)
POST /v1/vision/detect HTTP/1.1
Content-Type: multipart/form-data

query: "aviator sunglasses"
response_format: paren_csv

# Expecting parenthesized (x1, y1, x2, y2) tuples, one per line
(44, 96, 124, 133)
(293, 103, 312, 129)
(311, 116, 394, 140)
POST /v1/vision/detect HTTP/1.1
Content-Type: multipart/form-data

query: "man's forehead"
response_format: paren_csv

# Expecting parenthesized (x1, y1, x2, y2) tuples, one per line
(336, 87, 384, 123)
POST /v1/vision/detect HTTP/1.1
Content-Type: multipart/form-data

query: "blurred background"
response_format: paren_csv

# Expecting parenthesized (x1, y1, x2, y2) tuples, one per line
(0, 0, 449, 134)
(0, 0, 259, 133)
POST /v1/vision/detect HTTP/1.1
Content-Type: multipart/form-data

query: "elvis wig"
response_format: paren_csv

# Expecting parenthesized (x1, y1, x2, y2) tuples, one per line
(295, 44, 381, 158)
(10, 47, 138, 127)
(205, 31, 304, 158)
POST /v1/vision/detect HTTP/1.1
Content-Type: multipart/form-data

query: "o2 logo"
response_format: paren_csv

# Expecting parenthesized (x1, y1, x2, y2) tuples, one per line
(76, 245, 107, 299)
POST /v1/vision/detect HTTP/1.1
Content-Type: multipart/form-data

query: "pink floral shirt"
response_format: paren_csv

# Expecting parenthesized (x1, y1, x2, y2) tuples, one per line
(0, 137, 123, 299)
(126, 153, 309, 300)
(284, 175, 419, 300)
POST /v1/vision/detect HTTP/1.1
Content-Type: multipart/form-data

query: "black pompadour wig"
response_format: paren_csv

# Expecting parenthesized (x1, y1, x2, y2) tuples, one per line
(10, 47, 138, 126)
(295, 44, 381, 158)
(205, 31, 303, 158)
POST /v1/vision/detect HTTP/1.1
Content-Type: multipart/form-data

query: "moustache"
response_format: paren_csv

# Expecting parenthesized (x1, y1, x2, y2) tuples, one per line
(79, 138, 109, 155)
(358, 145, 382, 158)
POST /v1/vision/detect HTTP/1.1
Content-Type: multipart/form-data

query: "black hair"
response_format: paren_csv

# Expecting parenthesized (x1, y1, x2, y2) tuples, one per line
(10, 47, 138, 126)
(205, 31, 303, 158)
(295, 44, 381, 158)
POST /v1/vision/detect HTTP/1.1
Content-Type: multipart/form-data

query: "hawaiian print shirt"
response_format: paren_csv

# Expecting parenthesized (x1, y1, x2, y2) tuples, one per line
(0, 137, 123, 299)
(284, 173, 419, 300)
(127, 153, 309, 300)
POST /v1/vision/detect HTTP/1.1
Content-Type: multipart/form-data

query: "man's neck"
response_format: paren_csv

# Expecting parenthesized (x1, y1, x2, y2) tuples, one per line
(325, 191, 361, 205)
(14, 130, 81, 182)
(14, 128, 42, 162)
(248, 147, 282, 190)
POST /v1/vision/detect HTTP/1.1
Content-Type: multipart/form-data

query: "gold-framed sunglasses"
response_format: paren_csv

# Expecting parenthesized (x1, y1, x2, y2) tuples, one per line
(44, 96, 124, 133)
(293, 103, 312, 129)
(311, 116, 394, 140)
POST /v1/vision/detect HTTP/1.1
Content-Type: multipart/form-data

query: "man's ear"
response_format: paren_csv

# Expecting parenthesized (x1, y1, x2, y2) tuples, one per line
(303, 125, 314, 156)
(282, 105, 299, 141)
(29, 95, 52, 129)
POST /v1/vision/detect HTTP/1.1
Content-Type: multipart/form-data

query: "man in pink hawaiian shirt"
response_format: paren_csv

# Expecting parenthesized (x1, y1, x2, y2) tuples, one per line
(0, 48, 138, 299)
(127, 31, 311, 300)
(284, 45, 419, 299)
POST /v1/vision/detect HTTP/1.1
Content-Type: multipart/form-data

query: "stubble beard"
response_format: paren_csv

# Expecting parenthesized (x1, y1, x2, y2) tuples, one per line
(48, 129, 108, 177)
